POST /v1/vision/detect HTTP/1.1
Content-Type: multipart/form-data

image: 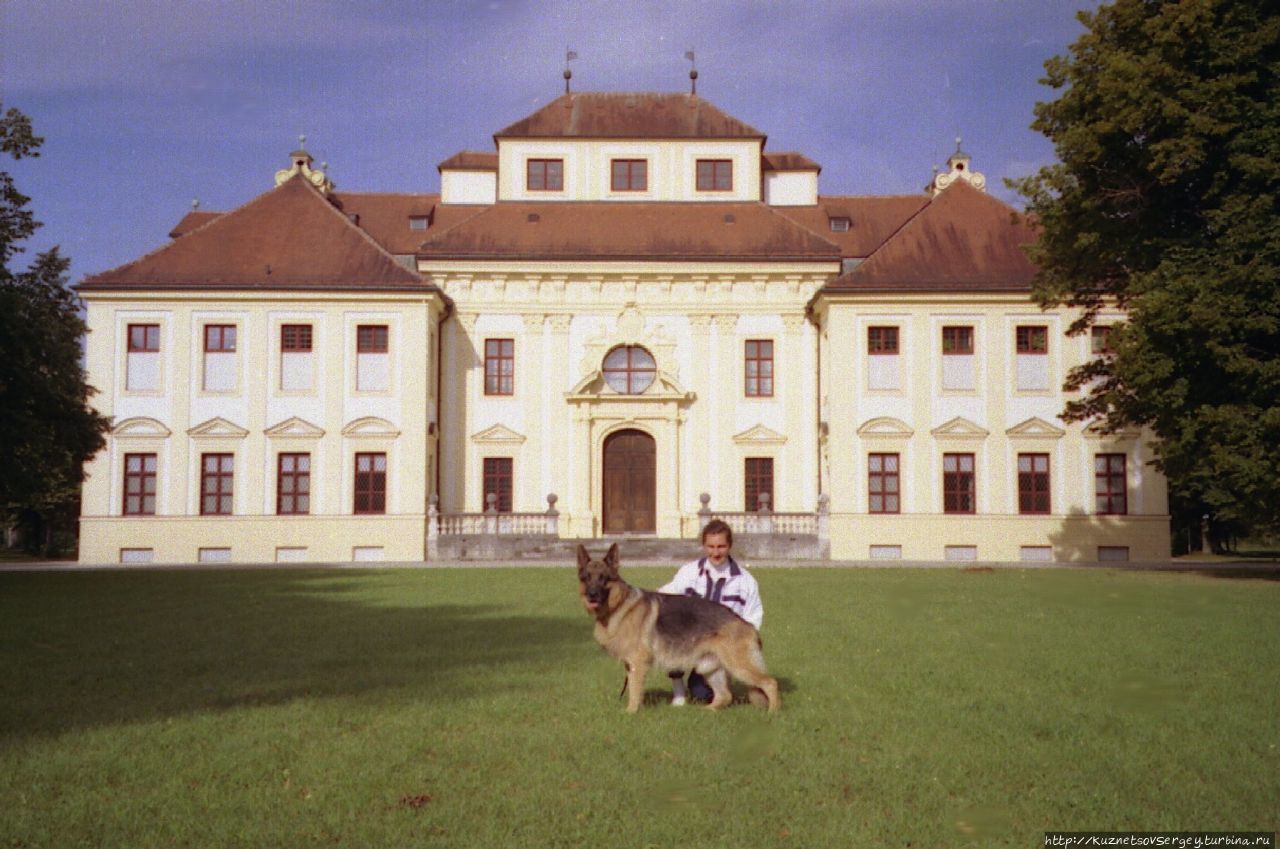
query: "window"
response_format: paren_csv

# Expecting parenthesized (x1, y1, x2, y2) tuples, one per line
(942, 453, 975, 514)
(357, 325, 388, 353)
(1016, 325, 1048, 354)
(829, 217, 851, 232)
(483, 457, 513, 513)
(868, 326, 899, 354)
(409, 216, 429, 231)
(126, 323, 160, 391)
(602, 345, 656, 394)
(484, 339, 514, 395)
(204, 325, 236, 353)
(942, 326, 974, 354)
(277, 453, 310, 515)
(745, 458, 774, 511)
(696, 159, 733, 191)
(527, 159, 563, 191)
(200, 453, 234, 516)
(868, 453, 900, 514)
(356, 324, 389, 392)
(202, 324, 237, 392)
(123, 453, 157, 515)
(128, 324, 160, 352)
(610, 159, 647, 191)
(744, 340, 774, 397)
(281, 324, 312, 352)
(1018, 453, 1051, 515)
(1095, 454, 1127, 515)
(354, 453, 387, 515)
(1091, 325, 1114, 354)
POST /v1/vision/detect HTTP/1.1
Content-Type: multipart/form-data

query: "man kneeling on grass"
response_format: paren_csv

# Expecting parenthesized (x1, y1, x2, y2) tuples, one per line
(659, 519, 764, 705)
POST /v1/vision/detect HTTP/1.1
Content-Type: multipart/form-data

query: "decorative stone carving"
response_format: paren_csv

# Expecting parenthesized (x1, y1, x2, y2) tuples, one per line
(273, 142, 334, 195)
(930, 138, 986, 196)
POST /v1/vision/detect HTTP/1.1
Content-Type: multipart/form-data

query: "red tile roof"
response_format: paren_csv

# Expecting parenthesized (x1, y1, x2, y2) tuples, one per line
(825, 182, 1038, 291)
(763, 152, 821, 172)
(168, 210, 223, 238)
(437, 151, 498, 172)
(774, 196, 929, 258)
(495, 93, 765, 140)
(81, 175, 428, 291)
(417, 202, 841, 261)
(333, 191, 438, 255)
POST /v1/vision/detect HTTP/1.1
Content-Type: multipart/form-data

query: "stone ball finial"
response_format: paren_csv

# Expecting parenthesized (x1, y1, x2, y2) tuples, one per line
(699, 492, 711, 507)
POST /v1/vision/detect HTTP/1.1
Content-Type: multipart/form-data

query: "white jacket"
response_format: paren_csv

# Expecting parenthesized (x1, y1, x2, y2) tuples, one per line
(659, 556, 763, 630)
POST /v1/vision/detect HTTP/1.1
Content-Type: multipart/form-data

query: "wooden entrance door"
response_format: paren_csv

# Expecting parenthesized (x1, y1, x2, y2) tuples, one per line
(602, 429, 656, 534)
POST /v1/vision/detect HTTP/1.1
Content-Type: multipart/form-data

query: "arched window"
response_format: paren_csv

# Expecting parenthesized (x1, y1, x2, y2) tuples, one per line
(602, 345, 656, 394)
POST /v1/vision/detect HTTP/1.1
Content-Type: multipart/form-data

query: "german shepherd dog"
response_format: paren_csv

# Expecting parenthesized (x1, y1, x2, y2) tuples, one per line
(577, 543, 780, 713)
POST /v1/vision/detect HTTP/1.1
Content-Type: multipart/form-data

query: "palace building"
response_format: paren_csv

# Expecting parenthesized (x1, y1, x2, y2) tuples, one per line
(76, 88, 1170, 564)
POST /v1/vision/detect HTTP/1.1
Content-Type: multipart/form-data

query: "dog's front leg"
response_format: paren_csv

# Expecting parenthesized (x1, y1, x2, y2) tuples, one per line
(625, 658, 650, 713)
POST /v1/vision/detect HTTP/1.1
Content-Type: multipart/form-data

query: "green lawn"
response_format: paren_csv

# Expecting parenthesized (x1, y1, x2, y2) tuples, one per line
(2, 566, 1277, 848)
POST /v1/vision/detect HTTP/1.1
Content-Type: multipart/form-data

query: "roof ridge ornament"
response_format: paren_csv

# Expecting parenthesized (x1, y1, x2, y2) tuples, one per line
(564, 48, 578, 94)
(275, 135, 334, 195)
(929, 136, 985, 196)
(685, 49, 697, 95)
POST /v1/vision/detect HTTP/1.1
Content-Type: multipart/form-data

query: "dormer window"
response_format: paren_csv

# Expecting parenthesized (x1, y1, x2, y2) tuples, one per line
(829, 217, 851, 232)
(611, 159, 647, 192)
(696, 159, 733, 192)
(409, 216, 428, 231)
(527, 159, 563, 192)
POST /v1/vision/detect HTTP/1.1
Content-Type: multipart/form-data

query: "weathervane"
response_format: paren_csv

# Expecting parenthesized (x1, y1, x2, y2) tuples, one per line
(564, 48, 578, 94)
(685, 49, 697, 95)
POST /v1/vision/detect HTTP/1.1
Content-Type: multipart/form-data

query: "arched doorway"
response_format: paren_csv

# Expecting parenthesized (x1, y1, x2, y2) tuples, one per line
(602, 429, 656, 534)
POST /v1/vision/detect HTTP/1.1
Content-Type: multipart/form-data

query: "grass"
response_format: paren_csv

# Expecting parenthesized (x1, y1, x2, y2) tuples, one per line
(2, 566, 1277, 848)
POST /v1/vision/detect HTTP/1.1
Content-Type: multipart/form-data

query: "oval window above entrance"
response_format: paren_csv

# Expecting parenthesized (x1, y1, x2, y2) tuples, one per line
(602, 345, 656, 394)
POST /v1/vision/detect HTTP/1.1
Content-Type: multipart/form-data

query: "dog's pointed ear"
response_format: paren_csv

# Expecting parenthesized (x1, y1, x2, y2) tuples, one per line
(576, 544, 590, 570)
(604, 542, 619, 572)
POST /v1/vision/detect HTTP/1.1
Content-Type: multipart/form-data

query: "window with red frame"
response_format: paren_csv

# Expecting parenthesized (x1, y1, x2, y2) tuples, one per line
(484, 338, 514, 395)
(483, 457, 513, 513)
(281, 324, 313, 352)
(868, 326, 899, 354)
(745, 340, 774, 397)
(200, 453, 234, 515)
(354, 453, 387, 515)
(204, 324, 236, 353)
(526, 159, 563, 191)
(1016, 325, 1048, 354)
(942, 453, 975, 514)
(696, 159, 733, 191)
(277, 453, 310, 515)
(1095, 454, 1127, 514)
(123, 453, 157, 515)
(127, 324, 160, 352)
(942, 326, 974, 354)
(610, 159, 647, 191)
(868, 453, 900, 513)
(1091, 326, 1114, 355)
(744, 457, 774, 511)
(356, 325, 388, 353)
(1018, 453, 1051, 514)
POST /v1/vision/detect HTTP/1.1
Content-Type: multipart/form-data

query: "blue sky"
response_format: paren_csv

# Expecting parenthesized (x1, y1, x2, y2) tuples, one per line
(2, 0, 1091, 281)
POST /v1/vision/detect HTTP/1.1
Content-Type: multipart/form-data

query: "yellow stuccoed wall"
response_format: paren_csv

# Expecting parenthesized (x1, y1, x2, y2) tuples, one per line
(815, 292, 1170, 562)
(78, 290, 444, 565)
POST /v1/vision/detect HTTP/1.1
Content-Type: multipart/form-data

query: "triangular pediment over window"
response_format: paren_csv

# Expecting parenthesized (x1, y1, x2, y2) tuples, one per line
(471, 423, 527, 444)
(341, 416, 400, 438)
(566, 369, 693, 402)
(930, 416, 989, 439)
(732, 424, 787, 445)
(113, 417, 171, 438)
(187, 417, 249, 439)
(1006, 417, 1066, 439)
(265, 416, 325, 439)
(856, 417, 914, 438)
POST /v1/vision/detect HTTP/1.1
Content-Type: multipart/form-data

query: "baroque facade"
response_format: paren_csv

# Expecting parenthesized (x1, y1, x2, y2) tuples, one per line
(77, 91, 1170, 564)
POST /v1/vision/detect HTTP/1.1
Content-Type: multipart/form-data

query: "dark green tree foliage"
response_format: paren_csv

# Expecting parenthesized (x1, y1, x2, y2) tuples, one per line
(0, 105, 110, 553)
(1014, 1, 1280, 544)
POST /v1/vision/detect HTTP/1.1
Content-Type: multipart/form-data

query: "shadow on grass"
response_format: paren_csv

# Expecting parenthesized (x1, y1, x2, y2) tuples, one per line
(0, 569, 587, 741)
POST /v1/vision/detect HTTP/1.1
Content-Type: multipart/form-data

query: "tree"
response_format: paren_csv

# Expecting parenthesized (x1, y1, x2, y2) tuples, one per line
(0, 105, 110, 555)
(1013, 0, 1280, 548)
